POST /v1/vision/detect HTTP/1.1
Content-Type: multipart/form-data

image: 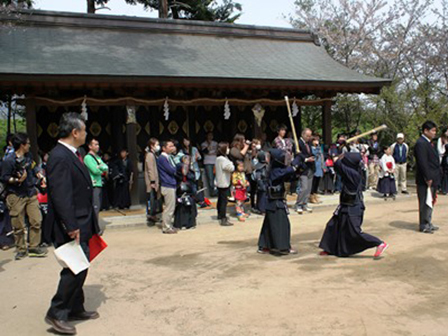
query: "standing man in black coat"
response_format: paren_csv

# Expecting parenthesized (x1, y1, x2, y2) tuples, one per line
(44, 113, 101, 335)
(295, 128, 316, 214)
(414, 120, 441, 234)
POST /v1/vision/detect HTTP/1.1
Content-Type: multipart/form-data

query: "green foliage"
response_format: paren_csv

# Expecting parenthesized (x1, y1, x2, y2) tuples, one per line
(0, 0, 33, 7)
(290, 0, 448, 147)
(0, 118, 26, 156)
(125, 0, 242, 22)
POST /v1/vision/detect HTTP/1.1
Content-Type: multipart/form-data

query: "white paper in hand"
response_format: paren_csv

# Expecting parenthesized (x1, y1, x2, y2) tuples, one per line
(426, 187, 433, 209)
(54, 241, 90, 275)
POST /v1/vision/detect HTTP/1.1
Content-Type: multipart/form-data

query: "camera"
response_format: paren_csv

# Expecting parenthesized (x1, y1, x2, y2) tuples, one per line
(12, 156, 31, 178)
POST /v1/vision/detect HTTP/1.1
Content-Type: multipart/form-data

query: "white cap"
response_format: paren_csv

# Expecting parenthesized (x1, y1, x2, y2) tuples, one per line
(397, 133, 404, 139)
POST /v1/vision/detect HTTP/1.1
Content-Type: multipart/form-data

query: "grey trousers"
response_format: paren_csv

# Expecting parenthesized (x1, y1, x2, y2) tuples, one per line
(417, 184, 436, 230)
(296, 169, 314, 208)
(93, 187, 102, 222)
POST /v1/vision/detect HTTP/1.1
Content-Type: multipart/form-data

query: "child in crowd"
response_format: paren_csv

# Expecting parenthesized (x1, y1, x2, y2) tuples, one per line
(323, 154, 335, 194)
(232, 161, 249, 221)
(377, 146, 397, 200)
(252, 151, 269, 214)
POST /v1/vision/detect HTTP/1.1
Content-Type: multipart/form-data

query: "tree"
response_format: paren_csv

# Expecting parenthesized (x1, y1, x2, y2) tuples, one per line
(289, 0, 448, 145)
(86, 0, 242, 22)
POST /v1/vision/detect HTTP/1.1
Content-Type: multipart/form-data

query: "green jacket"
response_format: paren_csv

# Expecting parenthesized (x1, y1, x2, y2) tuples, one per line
(84, 153, 108, 187)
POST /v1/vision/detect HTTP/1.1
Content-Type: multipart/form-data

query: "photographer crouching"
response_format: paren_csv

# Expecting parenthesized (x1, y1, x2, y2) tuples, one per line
(0, 133, 47, 260)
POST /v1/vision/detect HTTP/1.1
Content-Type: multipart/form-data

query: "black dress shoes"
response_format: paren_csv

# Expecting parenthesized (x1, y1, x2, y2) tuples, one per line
(68, 311, 100, 321)
(45, 315, 76, 335)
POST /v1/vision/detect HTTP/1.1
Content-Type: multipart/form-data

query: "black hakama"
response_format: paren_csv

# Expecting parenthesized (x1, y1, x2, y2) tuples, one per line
(257, 151, 306, 253)
(113, 182, 131, 209)
(319, 206, 382, 257)
(258, 208, 291, 251)
(111, 158, 132, 209)
(173, 198, 197, 229)
(377, 176, 397, 195)
(319, 153, 383, 257)
(322, 171, 334, 192)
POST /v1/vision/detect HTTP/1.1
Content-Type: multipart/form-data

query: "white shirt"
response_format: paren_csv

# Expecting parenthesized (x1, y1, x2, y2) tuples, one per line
(58, 140, 78, 156)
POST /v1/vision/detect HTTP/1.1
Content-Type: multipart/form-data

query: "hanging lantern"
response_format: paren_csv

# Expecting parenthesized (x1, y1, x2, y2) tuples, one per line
(224, 99, 231, 120)
(163, 97, 170, 121)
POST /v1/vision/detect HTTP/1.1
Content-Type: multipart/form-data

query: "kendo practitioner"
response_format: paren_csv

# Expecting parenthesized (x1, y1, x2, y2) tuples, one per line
(111, 149, 132, 209)
(173, 155, 197, 230)
(319, 152, 388, 258)
(257, 149, 305, 255)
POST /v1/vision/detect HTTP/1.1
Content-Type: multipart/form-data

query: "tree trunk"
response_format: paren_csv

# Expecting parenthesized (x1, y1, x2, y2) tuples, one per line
(87, 0, 96, 14)
(159, 0, 168, 18)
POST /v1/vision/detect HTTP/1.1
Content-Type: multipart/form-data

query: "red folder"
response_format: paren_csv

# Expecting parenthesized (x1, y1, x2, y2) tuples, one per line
(89, 234, 107, 261)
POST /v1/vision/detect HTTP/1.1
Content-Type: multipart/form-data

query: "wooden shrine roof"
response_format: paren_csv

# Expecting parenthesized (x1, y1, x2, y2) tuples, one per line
(0, 10, 391, 94)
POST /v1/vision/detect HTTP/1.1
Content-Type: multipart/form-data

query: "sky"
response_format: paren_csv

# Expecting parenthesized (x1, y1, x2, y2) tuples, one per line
(33, 0, 297, 28)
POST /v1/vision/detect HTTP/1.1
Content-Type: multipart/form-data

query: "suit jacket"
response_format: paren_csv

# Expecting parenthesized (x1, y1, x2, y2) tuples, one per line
(414, 136, 441, 186)
(44, 143, 99, 244)
(298, 138, 315, 174)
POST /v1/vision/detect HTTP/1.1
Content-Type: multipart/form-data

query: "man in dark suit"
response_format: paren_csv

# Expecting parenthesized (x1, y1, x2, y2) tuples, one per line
(44, 113, 100, 335)
(295, 128, 316, 214)
(414, 120, 441, 234)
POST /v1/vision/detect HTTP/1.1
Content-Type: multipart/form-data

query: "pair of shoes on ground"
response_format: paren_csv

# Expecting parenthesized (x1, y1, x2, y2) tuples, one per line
(219, 217, 234, 226)
(420, 224, 439, 234)
(296, 206, 313, 214)
(162, 228, 178, 234)
(45, 311, 99, 335)
(15, 247, 48, 260)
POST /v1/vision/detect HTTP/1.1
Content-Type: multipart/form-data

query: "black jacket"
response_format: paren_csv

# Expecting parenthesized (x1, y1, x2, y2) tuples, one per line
(298, 138, 315, 173)
(414, 136, 441, 186)
(44, 143, 99, 244)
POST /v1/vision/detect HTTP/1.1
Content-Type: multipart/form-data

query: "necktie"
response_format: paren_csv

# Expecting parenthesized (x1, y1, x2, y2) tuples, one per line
(76, 151, 84, 165)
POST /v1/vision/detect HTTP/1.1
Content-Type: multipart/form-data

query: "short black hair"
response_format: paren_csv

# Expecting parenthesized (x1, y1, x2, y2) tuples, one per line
(87, 138, 99, 146)
(12, 132, 29, 151)
(58, 112, 86, 139)
(277, 124, 288, 132)
(422, 120, 437, 133)
(161, 140, 174, 149)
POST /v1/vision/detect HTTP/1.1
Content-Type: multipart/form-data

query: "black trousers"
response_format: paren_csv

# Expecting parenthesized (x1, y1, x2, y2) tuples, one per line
(249, 177, 257, 208)
(47, 242, 90, 321)
(417, 184, 436, 230)
(217, 187, 229, 219)
(311, 176, 321, 194)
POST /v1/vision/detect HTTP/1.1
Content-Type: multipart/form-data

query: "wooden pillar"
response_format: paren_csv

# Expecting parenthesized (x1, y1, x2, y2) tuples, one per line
(322, 100, 332, 145)
(126, 106, 140, 205)
(110, 106, 125, 152)
(25, 99, 39, 162)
